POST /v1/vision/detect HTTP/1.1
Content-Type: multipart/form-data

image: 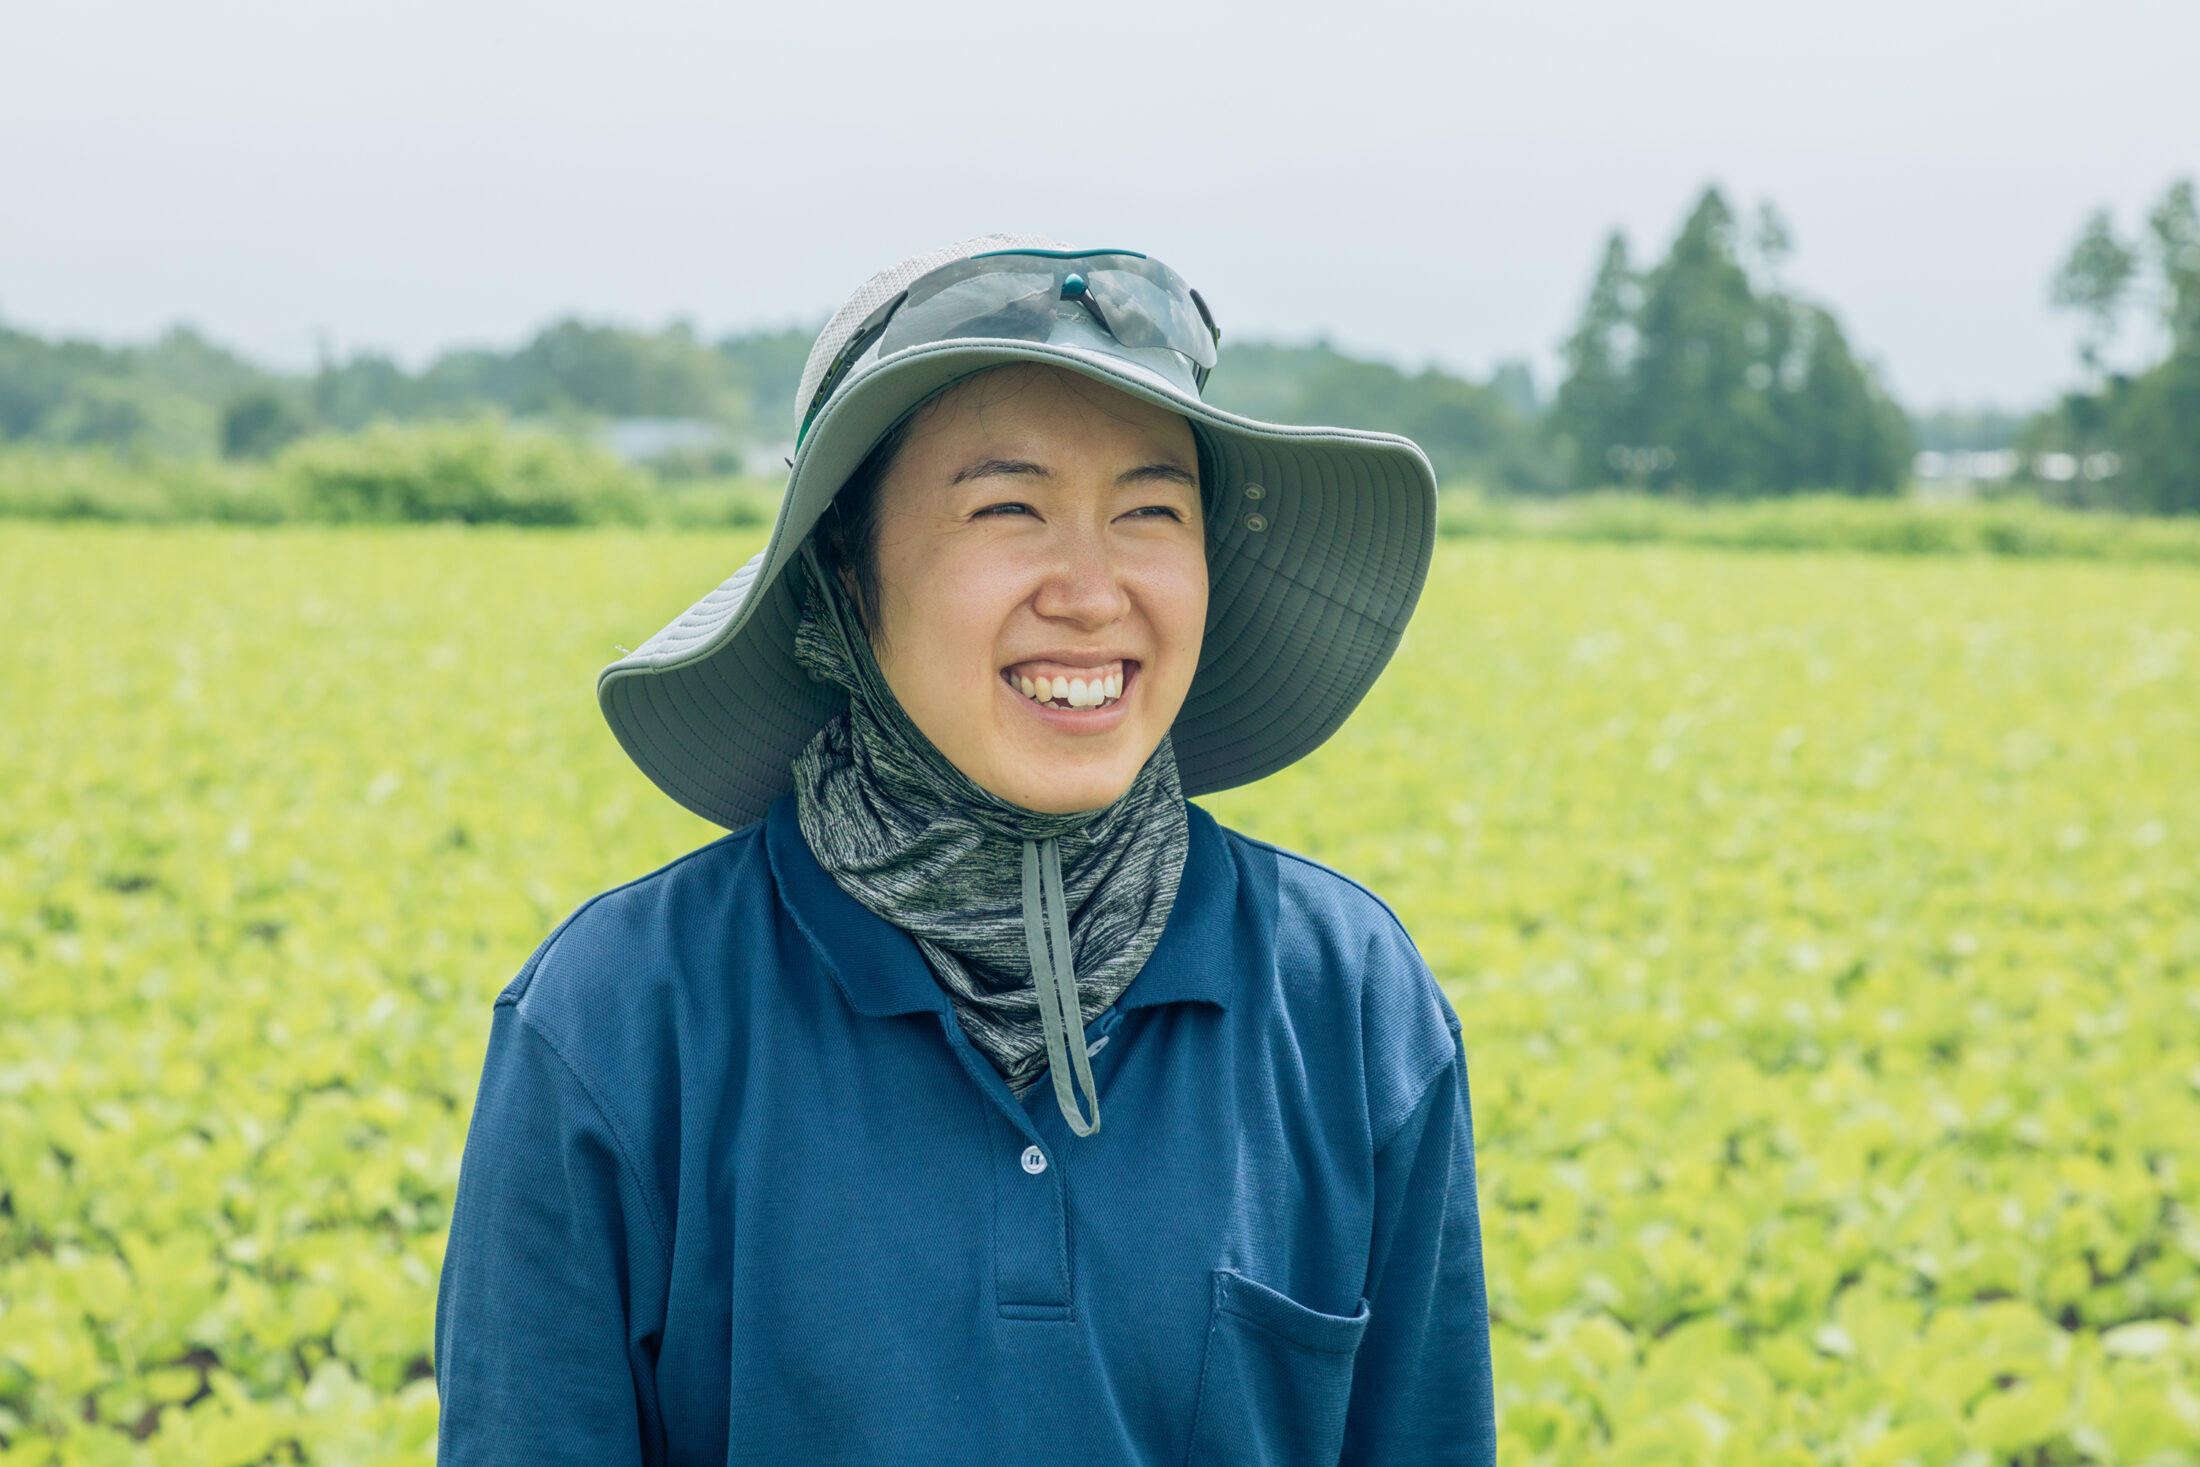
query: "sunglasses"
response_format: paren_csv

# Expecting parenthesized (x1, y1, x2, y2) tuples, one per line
(798, 249, 1221, 447)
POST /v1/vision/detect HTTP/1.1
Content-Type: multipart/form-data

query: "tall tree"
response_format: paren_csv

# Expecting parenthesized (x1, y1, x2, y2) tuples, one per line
(2050, 209, 2139, 381)
(2147, 180, 2200, 349)
(1628, 188, 1777, 492)
(1753, 203, 1794, 290)
(2118, 180, 2200, 512)
(1551, 232, 1638, 485)
(2037, 179, 2200, 513)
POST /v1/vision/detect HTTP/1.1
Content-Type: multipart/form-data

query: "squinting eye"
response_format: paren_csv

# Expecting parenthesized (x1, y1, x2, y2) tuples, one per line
(977, 503, 1034, 517)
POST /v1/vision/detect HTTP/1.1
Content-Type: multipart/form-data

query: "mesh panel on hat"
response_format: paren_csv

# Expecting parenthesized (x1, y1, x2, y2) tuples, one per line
(794, 233, 1071, 424)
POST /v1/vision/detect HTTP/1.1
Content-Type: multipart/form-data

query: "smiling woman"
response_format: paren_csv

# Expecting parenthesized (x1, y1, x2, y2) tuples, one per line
(434, 235, 1496, 1466)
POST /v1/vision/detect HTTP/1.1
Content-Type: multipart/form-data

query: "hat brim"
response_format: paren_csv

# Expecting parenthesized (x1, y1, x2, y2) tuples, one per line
(598, 338, 1436, 831)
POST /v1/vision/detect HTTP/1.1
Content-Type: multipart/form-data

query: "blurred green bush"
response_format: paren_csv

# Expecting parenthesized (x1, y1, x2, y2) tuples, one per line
(1437, 488, 2200, 565)
(276, 421, 645, 526)
(0, 420, 781, 530)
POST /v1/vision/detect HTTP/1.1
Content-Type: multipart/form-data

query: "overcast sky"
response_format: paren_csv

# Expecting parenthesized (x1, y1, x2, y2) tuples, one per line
(4, 0, 2194, 411)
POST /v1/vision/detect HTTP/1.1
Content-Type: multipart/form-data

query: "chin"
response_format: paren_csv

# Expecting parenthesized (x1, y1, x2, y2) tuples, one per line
(1011, 785, 1131, 817)
(999, 762, 1144, 816)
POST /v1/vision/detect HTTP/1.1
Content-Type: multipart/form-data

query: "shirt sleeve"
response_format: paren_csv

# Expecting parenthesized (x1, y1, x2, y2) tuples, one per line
(1339, 1027, 1498, 1466)
(434, 1001, 671, 1466)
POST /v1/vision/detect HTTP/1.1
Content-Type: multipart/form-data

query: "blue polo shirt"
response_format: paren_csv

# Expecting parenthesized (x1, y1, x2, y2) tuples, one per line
(434, 796, 1494, 1465)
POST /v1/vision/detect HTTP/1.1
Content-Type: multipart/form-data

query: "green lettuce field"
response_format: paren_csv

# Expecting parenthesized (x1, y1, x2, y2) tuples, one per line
(2, 524, 2196, 1464)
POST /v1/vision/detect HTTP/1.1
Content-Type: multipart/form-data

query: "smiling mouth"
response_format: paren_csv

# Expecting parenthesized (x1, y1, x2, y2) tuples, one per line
(1002, 660, 1130, 711)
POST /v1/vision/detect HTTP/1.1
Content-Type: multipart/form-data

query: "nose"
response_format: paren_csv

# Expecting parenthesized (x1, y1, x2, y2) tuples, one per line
(1030, 519, 1130, 629)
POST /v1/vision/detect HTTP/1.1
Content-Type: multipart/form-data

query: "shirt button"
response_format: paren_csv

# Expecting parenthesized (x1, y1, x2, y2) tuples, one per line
(1020, 1145, 1048, 1175)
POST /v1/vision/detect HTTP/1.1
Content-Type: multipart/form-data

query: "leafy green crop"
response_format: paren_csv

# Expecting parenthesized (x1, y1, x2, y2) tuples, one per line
(1207, 543, 2200, 1465)
(1, 527, 2195, 1464)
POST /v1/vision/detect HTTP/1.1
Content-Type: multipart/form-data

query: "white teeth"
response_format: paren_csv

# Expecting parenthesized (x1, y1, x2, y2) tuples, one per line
(1009, 666, 1127, 708)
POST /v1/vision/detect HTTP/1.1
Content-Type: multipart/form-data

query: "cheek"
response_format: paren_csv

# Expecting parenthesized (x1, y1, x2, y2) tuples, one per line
(881, 553, 1021, 685)
(1145, 552, 1210, 670)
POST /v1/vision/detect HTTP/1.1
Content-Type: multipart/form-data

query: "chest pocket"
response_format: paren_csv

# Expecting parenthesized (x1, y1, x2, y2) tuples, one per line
(1185, 1268, 1372, 1466)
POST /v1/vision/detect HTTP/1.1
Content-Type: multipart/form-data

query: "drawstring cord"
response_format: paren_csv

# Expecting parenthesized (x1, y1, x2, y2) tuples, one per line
(1022, 835, 1101, 1136)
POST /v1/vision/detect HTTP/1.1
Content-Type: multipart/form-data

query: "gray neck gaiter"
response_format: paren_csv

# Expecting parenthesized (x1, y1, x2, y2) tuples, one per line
(787, 546, 1190, 1137)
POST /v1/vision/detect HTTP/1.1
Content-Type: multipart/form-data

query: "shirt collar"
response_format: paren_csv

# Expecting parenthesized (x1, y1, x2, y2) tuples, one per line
(766, 794, 1249, 1019)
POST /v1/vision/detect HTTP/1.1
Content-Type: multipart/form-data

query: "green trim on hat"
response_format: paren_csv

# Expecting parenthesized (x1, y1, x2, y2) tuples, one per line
(969, 246, 1147, 260)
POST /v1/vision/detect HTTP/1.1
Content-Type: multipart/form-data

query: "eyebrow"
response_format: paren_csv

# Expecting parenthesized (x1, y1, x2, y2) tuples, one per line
(947, 458, 1198, 487)
(1117, 462, 1198, 487)
(949, 458, 1049, 484)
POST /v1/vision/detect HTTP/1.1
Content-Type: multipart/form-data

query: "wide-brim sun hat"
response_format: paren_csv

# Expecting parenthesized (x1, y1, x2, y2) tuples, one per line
(598, 233, 1439, 830)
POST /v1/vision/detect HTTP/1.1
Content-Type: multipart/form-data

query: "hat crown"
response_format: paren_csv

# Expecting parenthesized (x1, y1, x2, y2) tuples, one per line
(795, 233, 1073, 427)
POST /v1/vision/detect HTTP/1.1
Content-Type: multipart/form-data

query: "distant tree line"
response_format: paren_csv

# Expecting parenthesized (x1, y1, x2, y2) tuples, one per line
(2, 180, 2194, 509)
(1551, 188, 1912, 497)
(0, 325, 269, 459)
(301, 323, 814, 465)
(0, 307, 1567, 487)
(0, 316, 814, 472)
(1200, 342, 1555, 494)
